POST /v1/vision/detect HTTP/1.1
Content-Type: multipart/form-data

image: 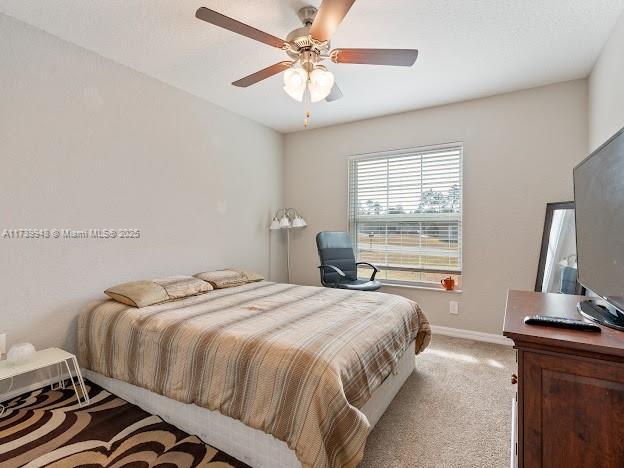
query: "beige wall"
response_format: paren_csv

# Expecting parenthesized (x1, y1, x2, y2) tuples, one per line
(0, 15, 286, 361)
(284, 80, 588, 335)
(0, 9, 598, 392)
(589, 11, 624, 151)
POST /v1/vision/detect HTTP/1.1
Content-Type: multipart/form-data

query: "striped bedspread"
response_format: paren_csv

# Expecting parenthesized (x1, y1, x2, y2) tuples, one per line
(77, 282, 430, 468)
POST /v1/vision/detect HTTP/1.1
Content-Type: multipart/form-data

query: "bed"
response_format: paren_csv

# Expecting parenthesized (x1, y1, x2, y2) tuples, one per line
(78, 281, 430, 468)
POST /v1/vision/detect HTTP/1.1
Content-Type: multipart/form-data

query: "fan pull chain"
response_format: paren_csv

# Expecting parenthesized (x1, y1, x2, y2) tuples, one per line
(303, 79, 311, 128)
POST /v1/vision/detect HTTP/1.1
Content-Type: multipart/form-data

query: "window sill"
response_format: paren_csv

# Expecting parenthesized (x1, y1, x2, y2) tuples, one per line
(380, 282, 463, 293)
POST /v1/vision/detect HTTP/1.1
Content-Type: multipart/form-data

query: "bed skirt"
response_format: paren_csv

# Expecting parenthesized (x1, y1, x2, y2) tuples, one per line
(82, 340, 416, 468)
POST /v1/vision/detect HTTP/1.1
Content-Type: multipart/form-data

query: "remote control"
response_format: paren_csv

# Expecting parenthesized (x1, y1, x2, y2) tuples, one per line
(523, 315, 601, 332)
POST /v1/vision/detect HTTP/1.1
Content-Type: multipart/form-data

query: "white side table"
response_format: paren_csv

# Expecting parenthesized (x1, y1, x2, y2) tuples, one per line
(0, 348, 89, 410)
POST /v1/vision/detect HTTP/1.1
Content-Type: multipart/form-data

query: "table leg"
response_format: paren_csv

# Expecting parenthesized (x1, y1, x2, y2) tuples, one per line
(60, 363, 65, 389)
(62, 359, 84, 407)
(50, 364, 56, 390)
(70, 356, 89, 406)
(50, 362, 63, 390)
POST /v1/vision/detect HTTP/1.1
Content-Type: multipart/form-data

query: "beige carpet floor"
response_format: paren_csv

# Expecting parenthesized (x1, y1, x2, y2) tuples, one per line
(360, 334, 516, 468)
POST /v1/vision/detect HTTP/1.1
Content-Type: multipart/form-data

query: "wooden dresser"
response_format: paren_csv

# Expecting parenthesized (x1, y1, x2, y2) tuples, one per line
(503, 290, 624, 468)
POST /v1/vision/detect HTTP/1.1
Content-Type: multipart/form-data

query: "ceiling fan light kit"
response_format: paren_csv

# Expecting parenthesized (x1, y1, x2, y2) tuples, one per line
(283, 65, 335, 103)
(195, 0, 419, 128)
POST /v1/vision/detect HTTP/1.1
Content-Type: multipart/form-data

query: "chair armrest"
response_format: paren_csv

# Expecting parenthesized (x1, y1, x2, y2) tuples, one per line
(355, 262, 379, 281)
(318, 264, 347, 287)
(318, 264, 346, 277)
(356, 262, 379, 272)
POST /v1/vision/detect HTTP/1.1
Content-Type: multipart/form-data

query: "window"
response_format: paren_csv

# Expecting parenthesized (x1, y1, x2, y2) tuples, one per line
(348, 143, 463, 289)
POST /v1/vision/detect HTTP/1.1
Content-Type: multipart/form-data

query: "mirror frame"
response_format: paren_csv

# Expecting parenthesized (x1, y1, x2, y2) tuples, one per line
(535, 201, 584, 294)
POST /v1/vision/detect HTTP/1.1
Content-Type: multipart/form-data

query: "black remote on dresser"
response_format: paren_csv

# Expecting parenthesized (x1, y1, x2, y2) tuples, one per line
(523, 315, 602, 332)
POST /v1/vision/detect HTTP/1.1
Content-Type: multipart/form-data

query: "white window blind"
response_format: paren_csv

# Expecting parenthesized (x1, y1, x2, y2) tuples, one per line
(348, 143, 463, 286)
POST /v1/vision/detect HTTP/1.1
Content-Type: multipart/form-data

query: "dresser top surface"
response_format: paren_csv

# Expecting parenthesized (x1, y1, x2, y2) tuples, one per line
(503, 290, 624, 357)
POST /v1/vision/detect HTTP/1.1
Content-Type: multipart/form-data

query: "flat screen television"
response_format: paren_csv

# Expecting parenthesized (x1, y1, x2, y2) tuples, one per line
(574, 126, 624, 330)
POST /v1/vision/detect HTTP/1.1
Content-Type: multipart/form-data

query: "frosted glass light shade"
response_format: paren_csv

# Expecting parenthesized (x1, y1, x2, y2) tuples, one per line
(269, 217, 281, 230)
(292, 216, 307, 228)
(283, 68, 307, 102)
(308, 68, 334, 103)
(279, 215, 291, 228)
(283, 67, 334, 103)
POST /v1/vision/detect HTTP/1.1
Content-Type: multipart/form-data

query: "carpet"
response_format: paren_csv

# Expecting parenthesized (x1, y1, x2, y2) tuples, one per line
(360, 334, 516, 468)
(0, 380, 249, 468)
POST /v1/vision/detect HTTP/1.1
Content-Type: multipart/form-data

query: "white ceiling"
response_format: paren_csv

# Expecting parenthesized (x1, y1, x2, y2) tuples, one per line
(2, 1, 623, 133)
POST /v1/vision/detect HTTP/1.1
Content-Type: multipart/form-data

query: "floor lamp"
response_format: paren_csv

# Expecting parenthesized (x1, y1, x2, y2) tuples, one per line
(269, 208, 307, 283)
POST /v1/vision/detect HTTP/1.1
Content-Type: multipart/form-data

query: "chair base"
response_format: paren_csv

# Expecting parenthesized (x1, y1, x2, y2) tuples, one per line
(324, 279, 382, 292)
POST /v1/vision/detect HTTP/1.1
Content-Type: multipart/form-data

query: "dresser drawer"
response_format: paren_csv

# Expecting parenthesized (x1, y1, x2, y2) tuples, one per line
(522, 351, 624, 467)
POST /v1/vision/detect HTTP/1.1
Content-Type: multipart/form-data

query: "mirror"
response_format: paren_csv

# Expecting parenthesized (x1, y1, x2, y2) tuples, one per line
(535, 201, 584, 294)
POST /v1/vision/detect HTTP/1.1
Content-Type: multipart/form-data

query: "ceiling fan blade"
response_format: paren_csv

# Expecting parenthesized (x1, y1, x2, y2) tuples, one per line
(310, 0, 356, 42)
(232, 61, 293, 88)
(331, 48, 419, 66)
(325, 82, 343, 102)
(196, 7, 286, 49)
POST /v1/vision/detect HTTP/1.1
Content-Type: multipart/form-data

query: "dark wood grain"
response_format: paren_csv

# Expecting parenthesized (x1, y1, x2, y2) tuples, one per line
(310, 0, 356, 42)
(331, 48, 419, 66)
(505, 290, 624, 468)
(195, 7, 286, 49)
(503, 290, 624, 358)
(524, 352, 624, 467)
(231, 62, 293, 88)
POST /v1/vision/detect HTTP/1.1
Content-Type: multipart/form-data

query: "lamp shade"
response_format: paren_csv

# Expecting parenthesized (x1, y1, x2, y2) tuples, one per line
(283, 66, 334, 103)
(269, 217, 281, 230)
(283, 68, 307, 102)
(292, 216, 307, 228)
(279, 215, 291, 228)
(308, 68, 334, 103)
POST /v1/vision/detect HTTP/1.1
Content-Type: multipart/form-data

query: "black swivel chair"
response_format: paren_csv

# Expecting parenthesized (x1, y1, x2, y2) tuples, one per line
(316, 231, 382, 291)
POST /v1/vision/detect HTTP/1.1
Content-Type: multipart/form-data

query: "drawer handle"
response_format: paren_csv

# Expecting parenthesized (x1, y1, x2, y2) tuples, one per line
(511, 374, 518, 385)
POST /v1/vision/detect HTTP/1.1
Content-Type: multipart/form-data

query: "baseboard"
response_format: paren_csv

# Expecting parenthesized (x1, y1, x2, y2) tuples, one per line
(431, 325, 513, 346)
(0, 373, 69, 403)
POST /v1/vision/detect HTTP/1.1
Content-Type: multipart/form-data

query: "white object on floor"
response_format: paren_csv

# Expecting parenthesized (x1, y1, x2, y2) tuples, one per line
(0, 347, 89, 408)
(83, 340, 416, 468)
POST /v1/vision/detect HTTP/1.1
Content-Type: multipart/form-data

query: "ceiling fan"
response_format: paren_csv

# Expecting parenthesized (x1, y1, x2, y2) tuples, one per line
(195, 0, 419, 126)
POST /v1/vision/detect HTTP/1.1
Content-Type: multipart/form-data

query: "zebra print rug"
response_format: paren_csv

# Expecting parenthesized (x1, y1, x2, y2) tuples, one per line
(0, 380, 250, 467)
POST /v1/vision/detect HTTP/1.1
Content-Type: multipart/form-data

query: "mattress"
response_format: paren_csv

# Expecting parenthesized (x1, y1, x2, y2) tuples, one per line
(82, 342, 416, 468)
(78, 282, 430, 468)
